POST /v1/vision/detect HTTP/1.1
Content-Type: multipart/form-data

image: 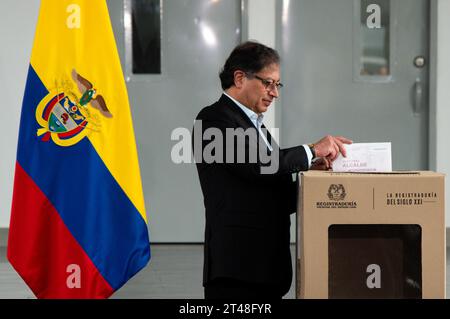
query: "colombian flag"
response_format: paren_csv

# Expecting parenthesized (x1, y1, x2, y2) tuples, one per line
(7, 0, 150, 298)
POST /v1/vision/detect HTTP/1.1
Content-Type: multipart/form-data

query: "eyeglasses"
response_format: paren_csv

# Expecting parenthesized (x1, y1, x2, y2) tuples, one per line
(247, 73, 284, 91)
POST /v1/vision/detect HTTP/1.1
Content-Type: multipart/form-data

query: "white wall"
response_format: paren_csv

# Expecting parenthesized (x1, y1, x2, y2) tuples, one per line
(248, 0, 277, 142)
(0, 1, 40, 228)
(435, 0, 450, 227)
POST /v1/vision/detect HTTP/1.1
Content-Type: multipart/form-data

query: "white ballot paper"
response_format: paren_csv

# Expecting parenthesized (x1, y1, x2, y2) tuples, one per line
(332, 142, 392, 172)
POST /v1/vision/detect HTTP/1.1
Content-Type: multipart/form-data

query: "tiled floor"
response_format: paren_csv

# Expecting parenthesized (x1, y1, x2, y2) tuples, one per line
(1, 245, 448, 299)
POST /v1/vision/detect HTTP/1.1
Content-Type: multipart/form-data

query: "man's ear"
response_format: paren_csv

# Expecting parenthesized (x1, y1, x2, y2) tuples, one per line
(233, 70, 246, 89)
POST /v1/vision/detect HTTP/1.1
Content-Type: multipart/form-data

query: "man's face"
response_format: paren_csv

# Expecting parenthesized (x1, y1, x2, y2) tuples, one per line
(240, 63, 281, 114)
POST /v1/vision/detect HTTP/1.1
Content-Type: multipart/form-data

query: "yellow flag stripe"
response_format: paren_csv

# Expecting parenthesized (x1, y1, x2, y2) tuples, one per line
(30, 0, 147, 222)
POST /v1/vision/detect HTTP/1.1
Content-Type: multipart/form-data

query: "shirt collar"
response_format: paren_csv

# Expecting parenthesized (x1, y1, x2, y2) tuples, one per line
(223, 92, 264, 126)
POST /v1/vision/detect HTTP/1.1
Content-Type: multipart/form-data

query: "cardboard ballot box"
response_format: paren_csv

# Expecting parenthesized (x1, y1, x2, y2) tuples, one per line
(296, 171, 446, 299)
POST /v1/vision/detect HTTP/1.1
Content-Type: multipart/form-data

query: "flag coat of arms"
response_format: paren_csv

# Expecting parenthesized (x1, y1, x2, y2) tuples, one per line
(7, 0, 151, 298)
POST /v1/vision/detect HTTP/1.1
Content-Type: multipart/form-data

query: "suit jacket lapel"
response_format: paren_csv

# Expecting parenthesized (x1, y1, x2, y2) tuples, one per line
(218, 94, 255, 131)
(219, 94, 277, 152)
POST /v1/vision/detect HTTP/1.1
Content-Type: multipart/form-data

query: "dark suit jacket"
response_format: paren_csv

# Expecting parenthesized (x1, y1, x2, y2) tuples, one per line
(193, 94, 309, 296)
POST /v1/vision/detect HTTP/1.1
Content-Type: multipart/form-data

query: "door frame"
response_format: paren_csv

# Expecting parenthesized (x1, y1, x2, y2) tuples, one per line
(429, 0, 438, 171)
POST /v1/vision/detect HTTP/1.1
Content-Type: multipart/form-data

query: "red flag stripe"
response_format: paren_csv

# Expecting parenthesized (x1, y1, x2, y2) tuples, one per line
(7, 162, 114, 298)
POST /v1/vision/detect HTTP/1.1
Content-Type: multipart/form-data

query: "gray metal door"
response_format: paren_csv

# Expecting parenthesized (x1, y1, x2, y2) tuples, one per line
(107, 0, 242, 242)
(278, 0, 429, 170)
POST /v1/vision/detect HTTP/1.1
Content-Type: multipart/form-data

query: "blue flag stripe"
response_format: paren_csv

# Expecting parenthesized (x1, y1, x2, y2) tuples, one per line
(17, 65, 150, 290)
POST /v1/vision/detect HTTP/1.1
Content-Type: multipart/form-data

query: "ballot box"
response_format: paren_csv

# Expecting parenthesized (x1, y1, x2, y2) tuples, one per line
(296, 171, 445, 299)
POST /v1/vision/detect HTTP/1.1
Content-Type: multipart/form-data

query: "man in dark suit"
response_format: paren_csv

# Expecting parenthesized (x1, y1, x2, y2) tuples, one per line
(193, 41, 351, 299)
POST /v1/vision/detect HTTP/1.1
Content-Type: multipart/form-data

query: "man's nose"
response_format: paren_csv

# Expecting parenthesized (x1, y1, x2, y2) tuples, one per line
(269, 86, 279, 98)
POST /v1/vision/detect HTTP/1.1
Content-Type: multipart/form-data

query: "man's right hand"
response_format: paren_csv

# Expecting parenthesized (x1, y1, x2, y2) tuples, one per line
(313, 135, 353, 161)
